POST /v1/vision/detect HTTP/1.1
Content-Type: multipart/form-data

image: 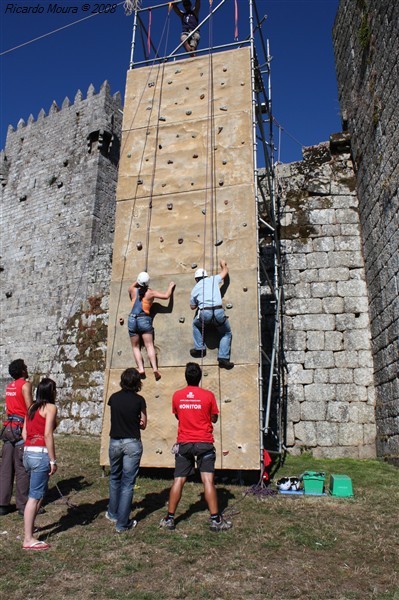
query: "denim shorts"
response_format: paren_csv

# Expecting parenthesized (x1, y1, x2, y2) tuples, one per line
(23, 450, 50, 500)
(128, 313, 154, 337)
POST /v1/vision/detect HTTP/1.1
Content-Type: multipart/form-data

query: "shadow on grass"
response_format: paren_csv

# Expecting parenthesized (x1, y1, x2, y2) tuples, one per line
(45, 476, 92, 505)
(39, 497, 109, 539)
(134, 487, 171, 521)
(174, 486, 236, 526)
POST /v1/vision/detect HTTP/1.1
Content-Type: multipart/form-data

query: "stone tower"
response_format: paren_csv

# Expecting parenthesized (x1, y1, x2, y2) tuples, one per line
(1, 82, 122, 434)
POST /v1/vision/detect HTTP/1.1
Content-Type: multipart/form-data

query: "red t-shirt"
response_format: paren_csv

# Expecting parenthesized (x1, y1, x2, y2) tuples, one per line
(5, 378, 28, 419)
(25, 410, 46, 447)
(172, 385, 219, 443)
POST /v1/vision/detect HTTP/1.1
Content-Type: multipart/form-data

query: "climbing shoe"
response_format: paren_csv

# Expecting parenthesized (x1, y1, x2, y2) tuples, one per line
(190, 348, 206, 358)
(218, 358, 234, 370)
(159, 517, 175, 530)
(209, 517, 232, 532)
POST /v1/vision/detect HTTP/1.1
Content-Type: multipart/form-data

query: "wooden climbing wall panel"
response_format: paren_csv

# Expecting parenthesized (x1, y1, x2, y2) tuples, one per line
(100, 47, 260, 469)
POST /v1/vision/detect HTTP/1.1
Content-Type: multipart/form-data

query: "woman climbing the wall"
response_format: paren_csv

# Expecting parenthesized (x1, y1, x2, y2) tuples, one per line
(128, 272, 175, 381)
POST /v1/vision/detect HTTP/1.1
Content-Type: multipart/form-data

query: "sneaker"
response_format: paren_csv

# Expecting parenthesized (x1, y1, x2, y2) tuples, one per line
(159, 517, 175, 530)
(209, 517, 232, 532)
(105, 511, 117, 523)
(190, 348, 206, 358)
(116, 519, 137, 533)
(0, 505, 11, 516)
(218, 358, 234, 370)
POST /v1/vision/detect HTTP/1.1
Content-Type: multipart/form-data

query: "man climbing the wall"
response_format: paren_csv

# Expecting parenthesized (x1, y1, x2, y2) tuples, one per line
(160, 362, 232, 532)
(189, 259, 234, 369)
(0, 359, 32, 516)
(172, 0, 201, 56)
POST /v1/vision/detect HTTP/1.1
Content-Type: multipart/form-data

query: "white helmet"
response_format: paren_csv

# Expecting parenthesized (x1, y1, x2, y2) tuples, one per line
(137, 272, 150, 286)
(194, 268, 208, 279)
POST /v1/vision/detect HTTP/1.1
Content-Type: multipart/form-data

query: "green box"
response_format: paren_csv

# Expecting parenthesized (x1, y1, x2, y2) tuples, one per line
(302, 471, 325, 495)
(329, 474, 354, 497)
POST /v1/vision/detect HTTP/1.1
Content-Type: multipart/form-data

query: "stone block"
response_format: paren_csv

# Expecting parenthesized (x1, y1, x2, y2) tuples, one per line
(334, 351, 359, 368)
(338, 423, 364, 445)
(348, 403, 376, 424)
(344, 330, 371, 351)
(318, 267, 350, 282)
(299, 269, 319, 283)
(286, 254, 307, 270)
(326, 401, 350, 422)
(311, 282, 337, 297)
(329, 368, 354, 384)
(307, 331, 325, 351)
(285, 298, 322, 315)
(335, 208, 359, 223)
(344, 297, 370, 313)
(313, 369, 330, 383)
(340, 224, 360, 236)
(321, 298, 344, 315)
(287, 400, 301, 423)
(358, 443, 376, 459)
(353, 367, 374, 386)
(285, 351, 306, 363)
(358, 350, 373, 368)
(316, 422, 339, 446)
(287, 364, 314, 384)
(294, 283, 312, 298)
(334, 236, 361, 251)
(292, 314, 335, 331)
(306, 252, 329, 269)
(337, 280, 368, 297)
(313, 446, 359, 459)
(304, 383, 336, 402)
(336, 383, 368, 402)
(312, 237, 335, 252)
(304, 351, 335, 369)
(294, 421, 317, 446)
(329, 251, 364, 268)
(301, 401, 327, 421)
(285, 330, 306, 351)
(287, 384, 304, 403)
(308, 209, 336, 225)
(324, 331, 343, 351)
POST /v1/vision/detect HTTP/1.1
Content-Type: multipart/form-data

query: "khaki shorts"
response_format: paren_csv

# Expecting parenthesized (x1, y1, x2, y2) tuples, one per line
(181, 31, 200, 50)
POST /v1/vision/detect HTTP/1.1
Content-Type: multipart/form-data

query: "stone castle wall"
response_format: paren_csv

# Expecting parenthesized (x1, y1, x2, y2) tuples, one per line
(0, 82, 122, 434)
(277, 139, 376, 459)
(333, 0, 399, 461)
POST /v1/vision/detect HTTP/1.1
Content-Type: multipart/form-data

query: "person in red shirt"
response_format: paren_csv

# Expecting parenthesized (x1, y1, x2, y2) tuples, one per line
(0, 359, 32, 516)
(160, 362, 232, 532)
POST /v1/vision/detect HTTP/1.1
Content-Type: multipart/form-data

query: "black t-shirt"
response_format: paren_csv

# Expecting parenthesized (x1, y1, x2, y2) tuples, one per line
(108, 389, 146, 440)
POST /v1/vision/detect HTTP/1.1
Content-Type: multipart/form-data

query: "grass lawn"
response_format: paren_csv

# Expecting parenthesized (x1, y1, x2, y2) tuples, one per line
(1, 435, 398, 600)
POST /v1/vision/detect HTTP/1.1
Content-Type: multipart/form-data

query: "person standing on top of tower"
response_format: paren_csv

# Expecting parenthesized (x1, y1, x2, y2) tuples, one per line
(189, 259, 234, 370)
(172, 0, 201, 56)
(128, 272, 175, 381)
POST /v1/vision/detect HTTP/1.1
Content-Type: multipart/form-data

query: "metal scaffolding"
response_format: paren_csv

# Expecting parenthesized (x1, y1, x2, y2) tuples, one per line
(127, 0, 286, 472)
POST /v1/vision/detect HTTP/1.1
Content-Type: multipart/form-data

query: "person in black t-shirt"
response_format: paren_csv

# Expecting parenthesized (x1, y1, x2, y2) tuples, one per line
(172, 0, 201, 55)
(106, 368, 147, 533)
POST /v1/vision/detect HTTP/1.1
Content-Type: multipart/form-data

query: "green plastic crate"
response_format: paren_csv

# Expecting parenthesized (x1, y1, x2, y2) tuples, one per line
(329, 474, 354, 497)
(302, 471, 325, 495)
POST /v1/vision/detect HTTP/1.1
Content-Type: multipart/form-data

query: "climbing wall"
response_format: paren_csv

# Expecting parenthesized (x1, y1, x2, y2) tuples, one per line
(100, 47, 260, 469)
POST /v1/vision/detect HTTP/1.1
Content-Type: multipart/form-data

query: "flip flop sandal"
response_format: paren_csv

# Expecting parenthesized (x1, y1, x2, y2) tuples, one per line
(22, 541, 50, 551)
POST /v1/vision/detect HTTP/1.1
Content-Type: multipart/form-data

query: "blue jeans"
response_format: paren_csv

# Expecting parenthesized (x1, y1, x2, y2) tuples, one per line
(23, 450, 50, 500)
(108, 438, 143, 531)
(192, 309, 232, 360)
(128, 314, 153, 337)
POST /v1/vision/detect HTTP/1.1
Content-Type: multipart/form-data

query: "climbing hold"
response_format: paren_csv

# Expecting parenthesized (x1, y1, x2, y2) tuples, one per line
(179, 317, 185, 323)
(192, 134, 197, 138)
(178, 238, 183, 244)
(159, 236, 164, 242)
(138, 179, 143, 185)
(167, 159, 174, 164)
(5, 291, 12, 298)
(193, 154, 198, 159)
(176, 134, 180, 137)
(159, 116, 166, 121)
(219, 180, 224, 186)
(217, 127, 223, 134)
(226, 303, 233, 309)
(186, 110, 192, 115)
(220, 106, 228, 111)
(191, 182, 194, 186)
(117, 350, 122, 356)
(162, 183, 166, 187)
(222, 160, 227, 165)
(155, 449, 163, 454)
(241, 82, 245, 86)
(127, 153, 131, 158)
(223, 67, 227, 72)
(159, 144, 162, 149)
(222, 450, 230, 456)
(242, 222, 247, 227)
(136, 223, 140, 228)
(136, 242, 143, 250)
(175, 69, 181, 74)
(221, 82, 225, 86)
(243, 287, 248, 292)
(201, 209, 206, 215)
(57, 182, 63, 188)
(200, 72, 204, 76)
(224, 200, 228, 205)
(186, 86, 189, 90)
(241, 141, 245, 144)
(146, 107, 151, 111)
(224, 398, 232, 403)
(200, 94, 205, 99)
(119, 317, 124, 325)
(146, 130, 150, 135)
(215, 239, 223, 246)
(167, 203, 173, 210)
(148, 82, 155, 87)
(191, 263, 197, 269)
(168, 80, 173, 84)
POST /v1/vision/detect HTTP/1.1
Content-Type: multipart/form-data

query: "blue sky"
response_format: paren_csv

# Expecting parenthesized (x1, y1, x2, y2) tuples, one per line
(1, 0, 340, 163)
